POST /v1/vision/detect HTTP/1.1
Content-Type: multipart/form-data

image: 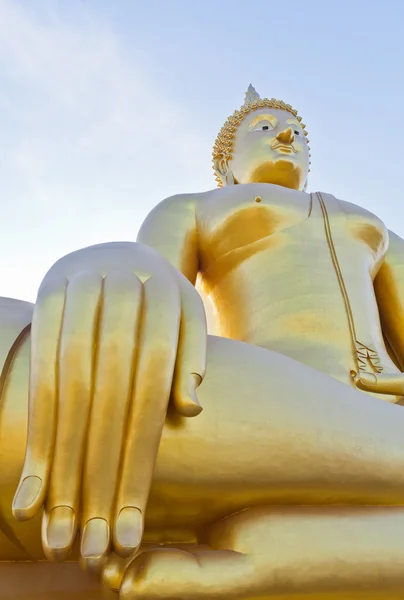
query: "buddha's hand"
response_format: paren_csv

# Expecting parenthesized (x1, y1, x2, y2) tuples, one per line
(352, 370, 404, 398)
(12, 242, 207, 568)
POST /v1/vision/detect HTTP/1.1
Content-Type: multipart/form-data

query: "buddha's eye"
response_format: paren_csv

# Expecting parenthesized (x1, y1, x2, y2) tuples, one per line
(294, 130, 300, 135)
(252, 120, 274, 132)
(249, 115, 278, 132)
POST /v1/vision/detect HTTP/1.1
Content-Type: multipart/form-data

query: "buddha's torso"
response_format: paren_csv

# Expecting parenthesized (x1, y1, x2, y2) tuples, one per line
(196, 183, 399, 389)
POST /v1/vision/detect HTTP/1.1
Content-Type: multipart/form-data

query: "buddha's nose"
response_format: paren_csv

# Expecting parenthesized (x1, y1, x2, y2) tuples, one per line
(276, 127, 294, 145)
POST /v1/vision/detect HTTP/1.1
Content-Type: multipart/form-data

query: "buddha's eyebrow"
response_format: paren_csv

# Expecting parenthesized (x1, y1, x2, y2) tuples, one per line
(248, 113, 278, 130)
(286, 118, 302, 127)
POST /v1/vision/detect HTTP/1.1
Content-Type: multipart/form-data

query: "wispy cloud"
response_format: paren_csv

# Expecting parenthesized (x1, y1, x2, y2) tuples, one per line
(0, 0, 212, 300)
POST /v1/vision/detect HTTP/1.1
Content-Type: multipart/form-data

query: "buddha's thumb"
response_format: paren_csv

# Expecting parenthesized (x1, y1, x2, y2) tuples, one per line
(351, 371, 378, 391)
(352, 370, 404, 396)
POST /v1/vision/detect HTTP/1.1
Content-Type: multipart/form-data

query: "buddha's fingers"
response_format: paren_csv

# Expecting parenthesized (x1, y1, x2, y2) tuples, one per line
(119, 548, 252, 600)
(171, 276, 207, 417)
(43, 271, 140, 562)
(112, 274, 182, 559)
(12, 275, 68, 521)
(43, 272, 103, 559)
(353, 371, 404, 396)
(78, 272, 144, 570)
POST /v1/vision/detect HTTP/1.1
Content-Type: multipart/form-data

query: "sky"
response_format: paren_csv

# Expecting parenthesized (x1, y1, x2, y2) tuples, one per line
(0, 0, 403, 301)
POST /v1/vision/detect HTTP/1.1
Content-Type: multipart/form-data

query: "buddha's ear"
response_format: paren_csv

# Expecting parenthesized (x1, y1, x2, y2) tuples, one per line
(213, 157, 235, 186)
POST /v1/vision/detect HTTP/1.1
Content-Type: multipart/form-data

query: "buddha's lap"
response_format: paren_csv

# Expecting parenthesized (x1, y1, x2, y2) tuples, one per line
(147, 335, 404, 525)
(6, 333, 404, 506)
(159, 334, 404, 461)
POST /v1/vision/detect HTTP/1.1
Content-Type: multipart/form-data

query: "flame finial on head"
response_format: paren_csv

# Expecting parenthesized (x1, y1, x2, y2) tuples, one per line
(243, 84, 261, 106)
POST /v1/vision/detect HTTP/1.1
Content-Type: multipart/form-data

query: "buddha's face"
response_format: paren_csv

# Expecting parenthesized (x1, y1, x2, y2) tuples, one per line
(227, 108, 310, 190)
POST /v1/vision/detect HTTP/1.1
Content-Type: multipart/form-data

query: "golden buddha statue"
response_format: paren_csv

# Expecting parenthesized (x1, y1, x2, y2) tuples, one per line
(3, 85, 404, 599)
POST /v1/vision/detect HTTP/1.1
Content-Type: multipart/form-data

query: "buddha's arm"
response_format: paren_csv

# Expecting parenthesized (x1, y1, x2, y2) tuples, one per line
(7, 203, 206, 565)
(137, 194, 201, 283)
(374, 230, 404, 370)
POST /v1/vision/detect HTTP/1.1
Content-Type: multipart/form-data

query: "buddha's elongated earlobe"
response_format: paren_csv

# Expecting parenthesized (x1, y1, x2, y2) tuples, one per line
(213, 157, 235, 187)
(225, 169, 235, 186)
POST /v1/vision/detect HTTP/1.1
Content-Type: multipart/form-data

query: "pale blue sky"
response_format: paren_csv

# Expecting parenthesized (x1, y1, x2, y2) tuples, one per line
(0, 0, 403, 300)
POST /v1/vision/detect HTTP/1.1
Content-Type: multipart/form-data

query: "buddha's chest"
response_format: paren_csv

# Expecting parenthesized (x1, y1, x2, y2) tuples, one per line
(196, 185, 387, 272)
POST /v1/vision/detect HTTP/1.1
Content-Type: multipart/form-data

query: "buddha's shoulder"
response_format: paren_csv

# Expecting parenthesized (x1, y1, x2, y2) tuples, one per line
(138, 192, 208, 239)
(148, 191, 208, 213)
(321, 194, 388, 256)
(335, 197, 387, 233)
(332, 197, 383, 222)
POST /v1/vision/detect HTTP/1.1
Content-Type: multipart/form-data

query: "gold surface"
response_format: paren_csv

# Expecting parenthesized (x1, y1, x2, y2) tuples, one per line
(3, 87, 404, 597)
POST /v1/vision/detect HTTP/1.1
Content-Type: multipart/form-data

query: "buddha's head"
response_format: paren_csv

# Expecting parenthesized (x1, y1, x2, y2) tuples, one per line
(213, 85, 310, 190)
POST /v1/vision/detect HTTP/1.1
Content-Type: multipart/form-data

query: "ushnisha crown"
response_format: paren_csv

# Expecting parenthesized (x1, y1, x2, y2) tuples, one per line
(212, 84, 311, 187)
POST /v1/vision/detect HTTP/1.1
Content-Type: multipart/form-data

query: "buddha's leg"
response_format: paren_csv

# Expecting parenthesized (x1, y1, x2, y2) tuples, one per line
(4, 320, 404, 556)
(119, 506, 404, 600)
(149, 334, 404, 528)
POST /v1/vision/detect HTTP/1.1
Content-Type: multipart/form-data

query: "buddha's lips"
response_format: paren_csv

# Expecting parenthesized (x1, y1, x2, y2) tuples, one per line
(271, 142, 297, 153)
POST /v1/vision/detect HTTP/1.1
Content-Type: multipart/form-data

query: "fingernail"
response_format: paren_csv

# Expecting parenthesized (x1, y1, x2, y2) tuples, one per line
(182, 374, 203, 417)
(81, 518, 110, 559)
(12, 476, 42, 518)
(115, 507, 143, 556)
(190, 373, 202, 395)
(359, 373, 378, 386)
(46, 506, 75, 553)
